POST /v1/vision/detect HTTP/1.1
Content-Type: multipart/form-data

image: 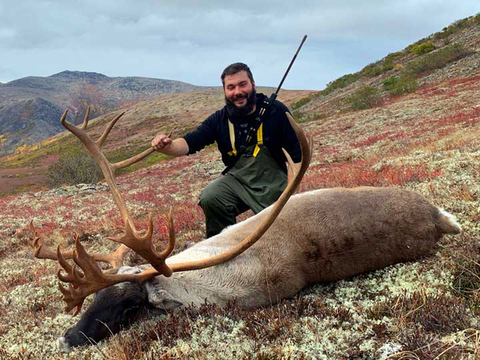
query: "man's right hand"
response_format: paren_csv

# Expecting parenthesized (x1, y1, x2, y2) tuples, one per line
(150, 134, 190, 157)
(152, 134, 172, 152)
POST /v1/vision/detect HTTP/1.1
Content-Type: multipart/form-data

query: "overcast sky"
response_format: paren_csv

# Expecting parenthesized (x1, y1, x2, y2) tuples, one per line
(0, 0, 479, 90)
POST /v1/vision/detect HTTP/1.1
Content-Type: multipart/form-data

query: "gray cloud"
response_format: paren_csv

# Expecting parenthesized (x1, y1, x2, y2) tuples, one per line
(0, 0, 479, 89)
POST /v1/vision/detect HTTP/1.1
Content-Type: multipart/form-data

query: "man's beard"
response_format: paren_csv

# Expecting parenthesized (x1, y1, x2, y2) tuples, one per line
(225, 88, 257, 119)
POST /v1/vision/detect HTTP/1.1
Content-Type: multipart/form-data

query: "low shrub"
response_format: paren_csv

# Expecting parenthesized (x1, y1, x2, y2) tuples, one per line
(47, 147, 103, 187)
(411, 42, 436, 55)
(382, 76, 397, 91)
(291, 95, 313, 110)
(291, 109, 325, 123)
(385, 51, 404, 62)
(452, 241, 480, 313)
(383, 75, 418, 96)
(322, 73, 361, 95)
(434, 18, 471, 41)
(381, 59, 395, 72)
(406, 43, 471, 76)
(345, 85, 383, 110)
(362, 63, 384, 78)
(362, 55, 402, 78)
(474, 12, 480, 25)
(368, 291, 471, 334)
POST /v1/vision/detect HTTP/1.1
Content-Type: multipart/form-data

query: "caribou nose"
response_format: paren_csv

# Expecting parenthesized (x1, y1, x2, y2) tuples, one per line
(58, 336, 73, 353)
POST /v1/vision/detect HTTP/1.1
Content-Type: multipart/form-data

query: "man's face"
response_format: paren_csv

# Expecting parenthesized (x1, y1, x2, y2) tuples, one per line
(224, 71, 256, 117)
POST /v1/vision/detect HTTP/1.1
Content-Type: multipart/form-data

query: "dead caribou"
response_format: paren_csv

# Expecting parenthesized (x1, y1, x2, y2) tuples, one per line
(30, 109, 461, 352)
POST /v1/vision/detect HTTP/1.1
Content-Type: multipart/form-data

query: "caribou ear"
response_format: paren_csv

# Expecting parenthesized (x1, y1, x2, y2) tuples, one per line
(147, 288, 183, 310)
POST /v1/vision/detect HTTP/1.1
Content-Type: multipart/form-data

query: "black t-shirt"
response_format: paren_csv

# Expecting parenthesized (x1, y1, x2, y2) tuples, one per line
(183, 93, 301, 173)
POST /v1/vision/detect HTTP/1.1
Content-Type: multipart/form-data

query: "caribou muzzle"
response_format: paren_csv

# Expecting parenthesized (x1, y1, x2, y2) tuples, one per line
(58, 280, 149, 352)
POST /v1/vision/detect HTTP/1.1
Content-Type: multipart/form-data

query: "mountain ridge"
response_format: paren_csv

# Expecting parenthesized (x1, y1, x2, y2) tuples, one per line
(0, 71, 204, 155)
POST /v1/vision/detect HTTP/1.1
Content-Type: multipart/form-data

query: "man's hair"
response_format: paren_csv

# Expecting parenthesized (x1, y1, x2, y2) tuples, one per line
(221, 63, 254, 87)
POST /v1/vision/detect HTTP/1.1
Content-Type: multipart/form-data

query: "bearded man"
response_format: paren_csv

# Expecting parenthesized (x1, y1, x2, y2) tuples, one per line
(152, 63, 301, 238)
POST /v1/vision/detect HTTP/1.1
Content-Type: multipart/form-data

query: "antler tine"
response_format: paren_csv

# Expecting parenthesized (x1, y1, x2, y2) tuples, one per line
(108, 212, 173, 277)
(80, 106, 91, 130)
(169, 112, 312, 273)
(160, 208, 176, 258)
(59, 108, 146, 235)
(96, 111, 125, 148)
(60, 108, 156, 227)
(111, 130, 173, 171)
(112, 147, 155, 171)
(60, 109, 96, 149)
(56, 243, 81, 284)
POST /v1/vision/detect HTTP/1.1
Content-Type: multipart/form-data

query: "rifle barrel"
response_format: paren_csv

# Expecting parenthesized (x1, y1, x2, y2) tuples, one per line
(274, 35, 308, 96)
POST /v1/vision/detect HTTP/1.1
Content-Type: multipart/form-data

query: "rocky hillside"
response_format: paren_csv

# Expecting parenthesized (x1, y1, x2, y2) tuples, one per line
(0, 14, 479, 360)
(0, 70, 203, 155)
(293, 15, 479, 119)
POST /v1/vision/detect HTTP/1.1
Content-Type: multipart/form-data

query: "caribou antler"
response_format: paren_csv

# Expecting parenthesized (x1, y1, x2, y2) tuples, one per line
(56, 212, 175, 314)
(59, 108, 176, 276)
(40, 108, 311, 315)
(30, 107, 158, 271)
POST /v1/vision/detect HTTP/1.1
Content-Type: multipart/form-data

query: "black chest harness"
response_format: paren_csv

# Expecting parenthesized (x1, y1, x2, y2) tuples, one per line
(223, 96, 274, 174)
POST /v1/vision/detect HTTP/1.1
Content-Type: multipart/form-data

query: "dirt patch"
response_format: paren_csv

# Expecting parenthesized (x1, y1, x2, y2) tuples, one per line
(0, 167, 48, 194)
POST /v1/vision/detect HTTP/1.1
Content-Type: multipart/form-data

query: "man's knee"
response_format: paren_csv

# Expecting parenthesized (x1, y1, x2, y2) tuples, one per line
(199, 183, 223, 210)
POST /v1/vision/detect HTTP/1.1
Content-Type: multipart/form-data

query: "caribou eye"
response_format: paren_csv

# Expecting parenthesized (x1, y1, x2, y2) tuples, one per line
(121, 305, 141, 323)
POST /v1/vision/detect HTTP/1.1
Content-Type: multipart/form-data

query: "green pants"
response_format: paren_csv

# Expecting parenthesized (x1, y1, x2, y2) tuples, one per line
(199, 144, 287, 238)
(199, 175, 251, 238)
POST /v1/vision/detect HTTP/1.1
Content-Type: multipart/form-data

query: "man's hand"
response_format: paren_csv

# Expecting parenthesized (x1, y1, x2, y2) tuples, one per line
(151, 134, 189, 157)
(152, 133, 173, 152)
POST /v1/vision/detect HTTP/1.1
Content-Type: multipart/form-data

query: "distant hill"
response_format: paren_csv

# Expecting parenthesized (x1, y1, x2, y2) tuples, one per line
(0, 71, 203, 155)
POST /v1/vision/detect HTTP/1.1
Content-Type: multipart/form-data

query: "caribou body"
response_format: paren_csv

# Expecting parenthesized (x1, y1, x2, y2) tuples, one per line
(58, 186, 461, 352)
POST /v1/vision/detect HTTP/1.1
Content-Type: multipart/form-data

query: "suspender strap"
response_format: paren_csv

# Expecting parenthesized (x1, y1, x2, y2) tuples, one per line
(252, 123, 263, 157)
(227, 120, 237, 156)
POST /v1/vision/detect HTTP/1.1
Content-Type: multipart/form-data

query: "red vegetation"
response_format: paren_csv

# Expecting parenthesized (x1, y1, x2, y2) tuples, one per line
(301, 161, 441, 191)
(352, 131, 410, 148)
(429, 106, 480, 128)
